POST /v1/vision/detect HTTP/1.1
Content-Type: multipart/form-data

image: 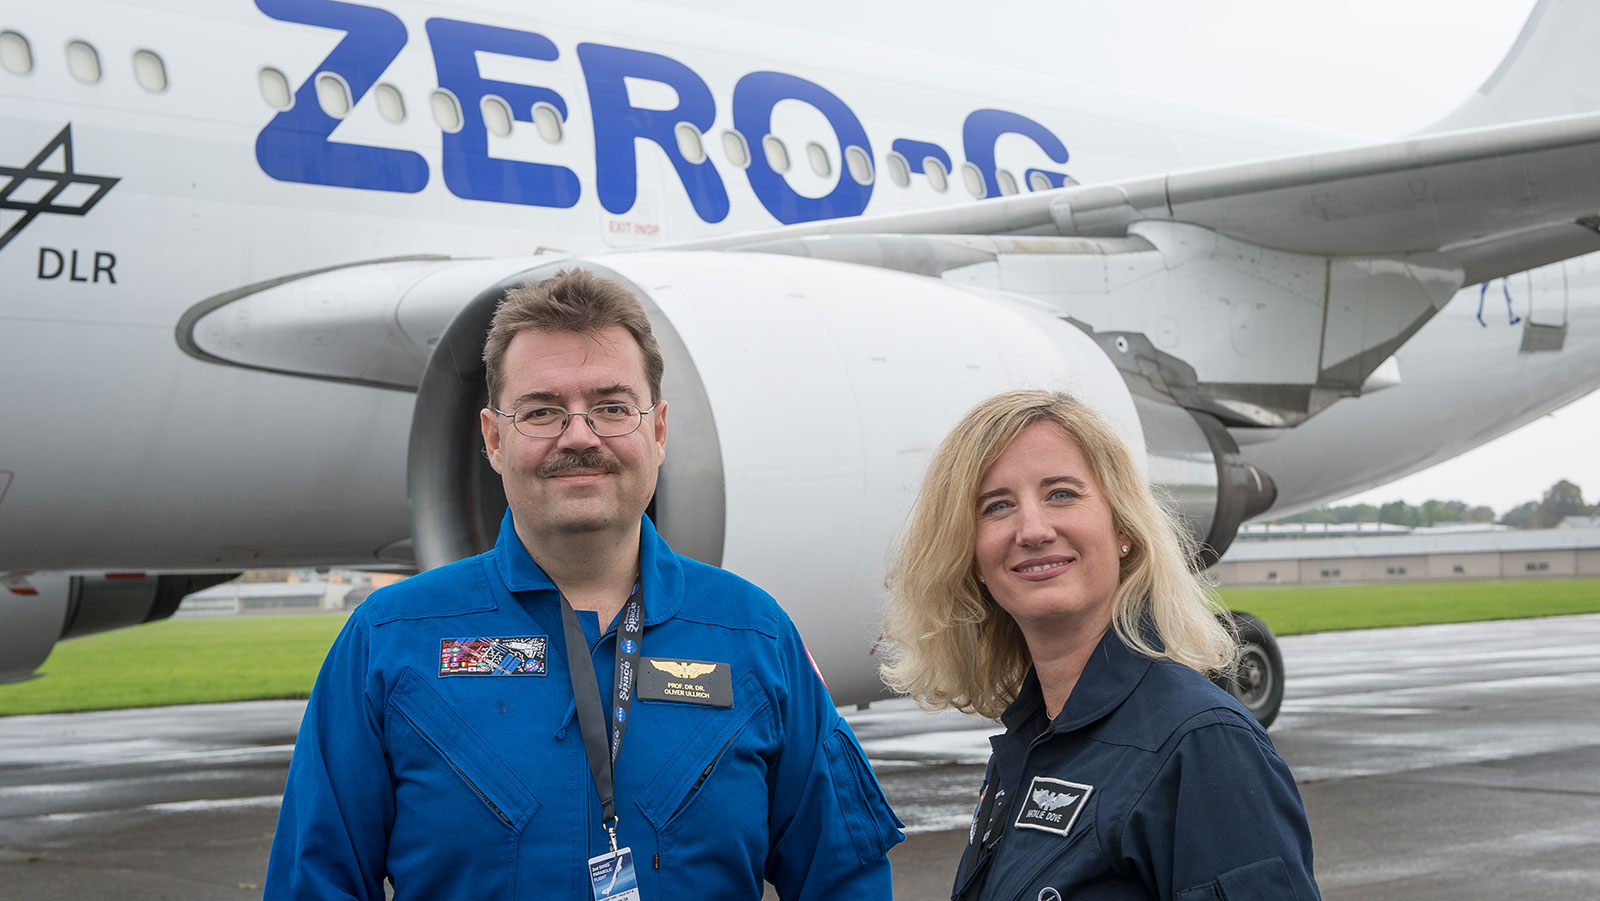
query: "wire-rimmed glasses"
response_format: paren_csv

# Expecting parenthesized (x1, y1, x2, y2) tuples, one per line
(490, 402, 657, 439)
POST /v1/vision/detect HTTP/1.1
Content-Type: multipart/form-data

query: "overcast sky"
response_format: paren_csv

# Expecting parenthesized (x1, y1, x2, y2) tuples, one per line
(1018, 0, 1594, 515)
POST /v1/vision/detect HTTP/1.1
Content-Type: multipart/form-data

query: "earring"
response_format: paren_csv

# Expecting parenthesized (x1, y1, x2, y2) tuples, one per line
(1120, 545, 1130, 555)
(977, 575, 986, 584)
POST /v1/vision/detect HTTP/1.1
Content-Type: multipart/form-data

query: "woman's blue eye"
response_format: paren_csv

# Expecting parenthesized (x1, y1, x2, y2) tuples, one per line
(981, 499, 1013, 516)
(1049, 488, 1079, 501)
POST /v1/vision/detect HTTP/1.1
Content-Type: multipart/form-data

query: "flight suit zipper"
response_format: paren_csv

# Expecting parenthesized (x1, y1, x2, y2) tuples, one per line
(667, 730, 739, 825)
(395, 707, 514, 827)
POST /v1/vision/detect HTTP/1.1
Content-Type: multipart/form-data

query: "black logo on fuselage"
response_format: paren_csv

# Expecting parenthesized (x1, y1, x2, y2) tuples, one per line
(1, 125, 119, 254)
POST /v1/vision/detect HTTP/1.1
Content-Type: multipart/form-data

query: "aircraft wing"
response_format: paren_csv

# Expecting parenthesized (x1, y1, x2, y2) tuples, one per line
(657, 112, 1600, 433)
(682, 111, 1600, 285)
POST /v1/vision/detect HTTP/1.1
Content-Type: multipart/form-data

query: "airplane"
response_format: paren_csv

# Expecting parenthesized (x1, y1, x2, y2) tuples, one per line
(4, 0, 1599, 730)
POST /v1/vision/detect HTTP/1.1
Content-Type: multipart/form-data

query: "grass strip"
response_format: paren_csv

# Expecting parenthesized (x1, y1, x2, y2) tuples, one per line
(3, 579, 1599, 715)
(0, 613, 348, 716)
(1219, 578, 1600, 635)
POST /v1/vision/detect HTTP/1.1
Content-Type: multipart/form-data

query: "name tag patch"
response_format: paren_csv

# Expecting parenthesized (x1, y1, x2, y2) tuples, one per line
(439, 637, 547, 676)
(1014, 776, 1092, 836)
(636, 657, 733, 707)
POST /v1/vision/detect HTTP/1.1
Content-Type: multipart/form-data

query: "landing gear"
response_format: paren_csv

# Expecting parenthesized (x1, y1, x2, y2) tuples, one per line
(1213, 611, 1284, 729)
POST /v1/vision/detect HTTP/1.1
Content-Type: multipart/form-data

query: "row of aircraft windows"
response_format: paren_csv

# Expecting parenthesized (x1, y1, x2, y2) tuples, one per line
(260, 66, 1045, 197)
(0, 29, 1041, 199)
(0, 31, 168, 92)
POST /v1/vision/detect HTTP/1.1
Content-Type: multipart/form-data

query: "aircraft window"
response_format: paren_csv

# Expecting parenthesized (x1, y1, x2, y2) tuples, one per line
(482, 94, 513, 137)
(375, 83, 405, 123)
(923, 156, 948, 193)
(532, 102, 562, 142)
(1028, 171, 1053, 192)
(845, 145, 873, 184)
(996, 169, 1018, 196)
(132, 49, 166, 92)
(66, 39, 101, 84)
(258, 67, 292, 110)
(721, 130, 750, 168)
(806, 142, 831, 178)
(762, 135, 790, 173)
(675, 122, 707, 164)
(960, 162, 985, 198)
(885, 151, 910, 187)
(315, 71, 351, 118)
(0, 31, 33, 75)
(431, 89, 463, 133)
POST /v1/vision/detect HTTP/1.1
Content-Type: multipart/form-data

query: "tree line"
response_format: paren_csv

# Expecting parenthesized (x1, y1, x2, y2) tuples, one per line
(1275, 479, 1594, 530)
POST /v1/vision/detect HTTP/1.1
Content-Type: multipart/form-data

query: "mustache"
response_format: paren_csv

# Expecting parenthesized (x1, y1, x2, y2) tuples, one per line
(537, 450, 620, 478)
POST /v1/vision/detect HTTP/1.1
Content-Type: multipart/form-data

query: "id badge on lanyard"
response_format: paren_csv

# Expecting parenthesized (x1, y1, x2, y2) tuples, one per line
(588, 846, 641, 900)
(560, 586, 645, 901)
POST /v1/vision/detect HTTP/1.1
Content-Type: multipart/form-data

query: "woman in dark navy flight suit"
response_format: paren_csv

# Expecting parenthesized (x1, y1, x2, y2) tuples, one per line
(881, 390, 1320, 900)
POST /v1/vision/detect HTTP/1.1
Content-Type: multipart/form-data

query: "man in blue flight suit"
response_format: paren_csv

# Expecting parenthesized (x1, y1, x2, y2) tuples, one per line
(265, 268, 903, 900)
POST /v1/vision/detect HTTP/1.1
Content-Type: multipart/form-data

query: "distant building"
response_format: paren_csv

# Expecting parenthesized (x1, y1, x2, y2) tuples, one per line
(1235, 521, 1508, 541)
(1559, 515, 1600, 529)
(1214, 526, 1600, 586)
(175, 569, 379, 616)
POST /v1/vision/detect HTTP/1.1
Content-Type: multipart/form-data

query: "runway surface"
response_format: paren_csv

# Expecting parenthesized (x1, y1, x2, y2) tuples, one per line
(3, 614, 1599, 899)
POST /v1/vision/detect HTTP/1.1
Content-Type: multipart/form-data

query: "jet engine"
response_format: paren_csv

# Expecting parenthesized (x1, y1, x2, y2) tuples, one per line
(406, 251, 1276, 707)
(1, 572, 236, 684)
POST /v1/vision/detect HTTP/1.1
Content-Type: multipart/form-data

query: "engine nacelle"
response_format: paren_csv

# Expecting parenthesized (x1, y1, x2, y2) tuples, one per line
(408, 251, 1274, 705)
(1, 572, 236, 684)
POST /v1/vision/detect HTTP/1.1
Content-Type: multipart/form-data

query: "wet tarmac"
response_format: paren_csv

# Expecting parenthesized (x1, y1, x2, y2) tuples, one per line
(3, 614, 1598, 899)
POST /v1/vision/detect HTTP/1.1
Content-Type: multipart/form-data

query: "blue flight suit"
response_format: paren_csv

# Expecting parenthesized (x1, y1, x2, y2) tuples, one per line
(266, 512, 903, 900)
(953, 629, 1319, 900)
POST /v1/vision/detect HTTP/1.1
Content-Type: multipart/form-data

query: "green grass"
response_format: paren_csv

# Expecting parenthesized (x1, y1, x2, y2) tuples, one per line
(1219, 578, 1600, 635)
(5, 579, 1600, 716)
(0, 614, 349, 717)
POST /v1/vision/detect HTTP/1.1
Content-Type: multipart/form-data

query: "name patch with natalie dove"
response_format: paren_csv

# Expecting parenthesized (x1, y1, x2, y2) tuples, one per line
(637, 657, 733, 707)
(1014, 776, 1092, 836)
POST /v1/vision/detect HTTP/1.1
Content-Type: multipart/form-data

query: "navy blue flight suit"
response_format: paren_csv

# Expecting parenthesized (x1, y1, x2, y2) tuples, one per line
(953, 628, 1319, 900)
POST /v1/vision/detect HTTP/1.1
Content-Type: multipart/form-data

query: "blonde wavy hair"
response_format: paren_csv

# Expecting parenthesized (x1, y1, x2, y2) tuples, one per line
(879, 390, 1236, 719)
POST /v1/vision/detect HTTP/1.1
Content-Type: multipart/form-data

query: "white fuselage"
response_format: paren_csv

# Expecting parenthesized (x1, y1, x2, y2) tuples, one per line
(2, 4, 1596, 583)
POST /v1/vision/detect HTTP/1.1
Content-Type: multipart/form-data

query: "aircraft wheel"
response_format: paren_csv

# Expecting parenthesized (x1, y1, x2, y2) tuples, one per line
(1214, 611, 1284, 729)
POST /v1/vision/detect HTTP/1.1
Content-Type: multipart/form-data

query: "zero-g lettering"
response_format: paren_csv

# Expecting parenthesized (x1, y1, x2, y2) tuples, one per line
(890, 139, 952, 177)
(254, 0, 428, 193)
(962, 109, 1069, 197)
(426, 18, 580, 208)
(733, 71, 873, 224)
(578, 42, 728, 222)
(252, 1, 1069, 225)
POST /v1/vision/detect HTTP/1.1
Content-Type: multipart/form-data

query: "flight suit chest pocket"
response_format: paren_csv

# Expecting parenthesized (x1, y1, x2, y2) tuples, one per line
(633, 669, 772, 834)
(387, 667, 540, 832)
(995, 796, 1102, 900)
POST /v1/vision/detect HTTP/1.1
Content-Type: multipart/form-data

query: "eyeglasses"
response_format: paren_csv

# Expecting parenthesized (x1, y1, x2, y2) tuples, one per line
(490, 402, 657, 439)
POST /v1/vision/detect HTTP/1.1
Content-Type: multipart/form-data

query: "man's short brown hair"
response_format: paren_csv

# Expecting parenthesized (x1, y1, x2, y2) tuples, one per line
(482, 268, 664, 408)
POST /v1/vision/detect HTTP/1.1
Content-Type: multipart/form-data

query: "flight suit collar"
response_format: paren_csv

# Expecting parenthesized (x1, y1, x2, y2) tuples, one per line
(491, 509, 686, 625)
(999, 626, 1155, 737)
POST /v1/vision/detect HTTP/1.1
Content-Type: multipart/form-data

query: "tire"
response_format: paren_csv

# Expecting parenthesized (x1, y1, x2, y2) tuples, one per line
(1213, 611, 1284, 729)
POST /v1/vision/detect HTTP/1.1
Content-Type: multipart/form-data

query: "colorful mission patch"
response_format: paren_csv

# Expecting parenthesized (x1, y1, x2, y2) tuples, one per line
(439, 637, 548, 676)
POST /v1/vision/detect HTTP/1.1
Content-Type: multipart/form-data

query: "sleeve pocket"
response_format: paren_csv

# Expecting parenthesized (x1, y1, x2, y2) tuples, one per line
(821, 725, 905, 865)
(1176, 857, 1301, 901)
